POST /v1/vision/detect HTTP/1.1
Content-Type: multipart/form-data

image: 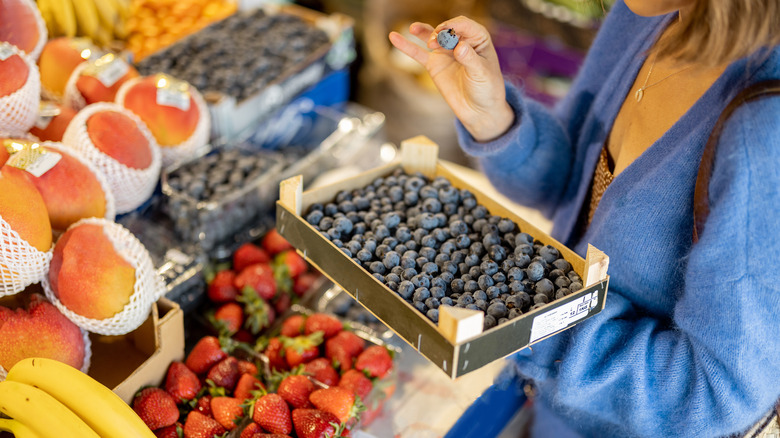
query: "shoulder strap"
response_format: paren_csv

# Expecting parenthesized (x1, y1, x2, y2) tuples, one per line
(692, 80, 780, 243)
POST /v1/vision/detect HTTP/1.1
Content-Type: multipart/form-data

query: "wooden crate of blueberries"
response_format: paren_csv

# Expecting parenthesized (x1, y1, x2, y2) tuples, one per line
(276, 135, 610, 378)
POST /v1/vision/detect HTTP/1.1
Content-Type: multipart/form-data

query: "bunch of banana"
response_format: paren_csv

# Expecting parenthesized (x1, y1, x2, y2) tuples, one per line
(36, 0, 131, 46)
(0, 357, 155, 438)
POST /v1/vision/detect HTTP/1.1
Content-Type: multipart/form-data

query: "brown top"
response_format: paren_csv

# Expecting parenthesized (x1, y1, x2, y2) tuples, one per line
(585, 144, 615, 227)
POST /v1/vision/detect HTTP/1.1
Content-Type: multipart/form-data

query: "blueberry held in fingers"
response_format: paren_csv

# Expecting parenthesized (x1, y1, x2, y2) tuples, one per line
(437, 29, 459, 50)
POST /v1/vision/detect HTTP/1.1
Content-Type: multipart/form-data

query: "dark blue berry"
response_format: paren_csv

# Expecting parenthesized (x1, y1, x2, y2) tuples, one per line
(483, 314, 497, 329)
(419, 185, 438, 199)
(372, 273, 385, 283)
(555, 275, 572, 289)
(464, 280, 479, 293)
(369, 261, 386, 275)
(451, 279, 465, 293)
(515, 232, 534, 246)
(395, 226, 412, 242)
(430, 286, 446, 299)
(340, 248, 352, 257)
(333, 216, 353, 235)
(539, 245, 560, 264)
(457, 293, 474, 306)
(327, 228, 341, 241)
(356, 249, 372, 263)
(533, 294, 549, 305)
(402, 267, 418, 280)
(486, 286, 501, 300)
(488, 245, 507, 262)
(383, 251, 400, 269)
(535, 278, 555, 300)
(426, 308, 439, 323)
(413, 287, 431, 302)
(570, 281, 583, 292)
(526, 261, 545, 282)
(425, 297, 440, 309)
(480, 260, 499, 276)
(473, 290, 488, 302)
(478, 274, 494, 290)
(397, 280, 414, 299)
(553, 258, 572, 273)
(306, 209, 324, 225)
(413, 301, 427, 313)
(487, 302, 508, 319)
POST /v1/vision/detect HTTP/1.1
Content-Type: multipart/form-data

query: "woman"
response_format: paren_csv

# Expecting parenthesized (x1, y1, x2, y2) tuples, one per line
(389, 1, 780, 437)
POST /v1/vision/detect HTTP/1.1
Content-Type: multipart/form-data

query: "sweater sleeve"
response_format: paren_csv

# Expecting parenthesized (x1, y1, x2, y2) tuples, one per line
(509, 96, 780, 437)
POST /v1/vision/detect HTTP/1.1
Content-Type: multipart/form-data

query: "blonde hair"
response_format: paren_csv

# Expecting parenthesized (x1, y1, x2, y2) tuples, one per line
(655, 0, 780, 66)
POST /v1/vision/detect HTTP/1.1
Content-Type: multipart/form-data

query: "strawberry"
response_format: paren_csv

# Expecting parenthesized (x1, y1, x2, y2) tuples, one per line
(233, 242, 271, 272)
(239, 422, 263, 438)
(304, 313, 343, 339)
(164, 361, 201, 404)
(185, 336, 228, 374)
(291, 409, 340, 438)
(206, 356, 240, 391)
(234, 263, 277, 300)
(338, 369, 373, 402)
(275, 250, 307, 278)
(325, 331, 365, 371)
(252, 393, 292, 435)
(237, 359, 258, 376)
(264, 337, 288, 371)
(292, 272, 319, 297)
(234, 373, 264, 402)
(239, 287, 276, 335)
(183, 410, 226, 438)
(208, 269, 239, 303)
(211, 396, 244, 431)
(153, 422, 182, 438)
(277, 374, 315, 409)
(282, 333, 324, 368)
(355, 346, 393, 378)
(132, 387, 179, 430)
(261, 228, 293, 255)
(212, 302, 244, 335)
(195, 394, 212, 417)
(280, 314, 306, 337)
(272, 292, 292, 316)
(303, 358, 339, 387)
(309, 387, 356, 424)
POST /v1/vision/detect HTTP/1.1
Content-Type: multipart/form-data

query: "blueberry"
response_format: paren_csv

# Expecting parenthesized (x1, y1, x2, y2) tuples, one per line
(515, 232, 534, 247)
(404, 176, 425, 192)
(375, 244, 391, 259)
(439, 271, 455, 285)
(487, 302, 508, 319)
(388, 186, 404, 203)
(555, 275, 572, 289)
(395, 244, 408, 254)
(327, 228, 341, 241)
(478, 274, 495, 291)
(451, 279, 465, 293)
(386, 273, 401, 284)
(507, 267, 524, 282)
(531, 256, 549, 270)
(484, 314, 497, 330)
(531, 303, 547, 311)
(515, 253, 532, 269)
(402, 268, 418, 280)
(434, 213, 448, 227)
(440, 240, 457, 255)
(336, 190, 352, 203)
(338, 200, 356, 213)
(391, 265, 404, 276)
(471, 205, 488, 219)
(404, 191, 419, 206)
(568, 271, 583, 282)
(413, 287, 431, 302)
(411, 274, 430, 289)
(324, 203, 339, 216)
(419, 185, 438, 200)
(382, 237, 398, 249)
(383, 251, 401, 269)
(418, 213, 438, 230)
(413, 301, 427, 313)
(457, 293, 474, 306)
(441, 260, 459, 276)
(515, 244, 533, 258)
(374, 225, 390, 240)
(397, 280, 415, 299)
(421, 235, 438, 248)
(539, 245, 560, 264)
(508, 308, 523, 319)
(553, 258, 572, 273)
(422, 198, 442, 214)
(340, 247, 352, 258)
(306, 209, 324, 225)
(425, 297, 440, 309)
(369, 261, 386, 275)
(473, 290, 488, 302)
(456, 234, 471, 249)
(319, 217, 334, 231)
(451, 250, 466, 265)
(492, 272, 506, 284)
(422, 262, 439, 275)
(354, 196, 370, 210)
(468, 265, 481, 279)
(535, 278, 555, 300)
(533, 294, 549, 305)
(480, 260, 499, 276)
(464, 280, 479, 293)
(548, 268, 565, 281)
(526, 261, 545, 282)
(430, 286, 446, 299)
(449, 220, 468, 236)
(333, 216, 353, 235)
(440, 296, 454, 306)
(497, 218, 515, 234)
(426, 308, 439, 323)
(570, 281, 583, 292)
(372, 273, 385, 283)
(419, 247, 436, 261)
(308, 203, 324, 212)
(382, 212, 401, 229)
(508, 280, 525, 294)
(387, 281, 399, 291)
(486, 286, 501, 300)
(396, 226, 412, 242)
(488, 245, 507, 262)
(363, 239, 377, 254)
(475, 299, 488, 311)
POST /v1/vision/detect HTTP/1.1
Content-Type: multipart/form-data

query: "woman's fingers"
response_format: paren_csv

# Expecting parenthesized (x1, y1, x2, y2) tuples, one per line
(433, 16, 495, 57)
(388, 31, 430, 66)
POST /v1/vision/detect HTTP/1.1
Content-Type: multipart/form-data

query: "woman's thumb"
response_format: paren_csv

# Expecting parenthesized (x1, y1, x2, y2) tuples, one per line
(453, 41, 488, 80)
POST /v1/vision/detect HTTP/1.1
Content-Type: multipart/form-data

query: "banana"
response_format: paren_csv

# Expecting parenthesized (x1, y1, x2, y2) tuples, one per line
(0, 380, 99, 438)
(5, 357, 157, 438)
(36, 0, 59, 38)
(94, 0, 119, 36)
(48, 0, 77, 37)
(0, 417, 40, 438)
(71, 0, 100, 40)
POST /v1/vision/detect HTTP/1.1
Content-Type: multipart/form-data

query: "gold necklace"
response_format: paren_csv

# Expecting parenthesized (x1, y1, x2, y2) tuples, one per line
(635, 54, 694, 102)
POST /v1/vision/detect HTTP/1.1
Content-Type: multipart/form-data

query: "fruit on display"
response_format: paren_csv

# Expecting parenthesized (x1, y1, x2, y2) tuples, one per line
(0, 164, 53, 255)
(4, 357, 157, 437)
(302, 168, 584, 329)
(36, 0, 131, 46)
(0, 293, 86, 372)
(73, 53, 139, 107)
(48, 222, 136, 320)
(37, 37, 100, 98)
(135, 9, 330, 101)
(28, 102, 78, 142)
(0, 48, 30, 98)
(0, 144, 8, 165)
(85, 109, 152, 169)
(0, 0, 45, 58)
(125, 0, 237, 60)
(119, 74, 202, 147)
(132, 387, 179, 430)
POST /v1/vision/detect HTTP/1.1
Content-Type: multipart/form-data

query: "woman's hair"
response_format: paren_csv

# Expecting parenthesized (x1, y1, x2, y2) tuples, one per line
(655, 0, 780, 66)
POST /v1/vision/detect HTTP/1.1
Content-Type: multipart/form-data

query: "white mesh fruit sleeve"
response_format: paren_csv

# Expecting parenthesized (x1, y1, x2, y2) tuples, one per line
(0, 43, 40, 136)
(0, 218, 52, 297)
(60, 102, 162, 214)
(115, 77, 212, 168)
(18, 0, 47, 61)
(41, 217, 166, 336)
(62, 61, 88, 111)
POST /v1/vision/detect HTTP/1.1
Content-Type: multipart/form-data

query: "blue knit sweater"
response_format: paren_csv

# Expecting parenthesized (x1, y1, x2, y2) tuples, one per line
(455, 2, 780, 437)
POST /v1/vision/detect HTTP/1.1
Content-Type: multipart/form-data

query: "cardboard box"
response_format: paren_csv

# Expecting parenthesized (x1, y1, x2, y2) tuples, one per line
(276, 136, 610, 379)
(87, 297, 185, 404)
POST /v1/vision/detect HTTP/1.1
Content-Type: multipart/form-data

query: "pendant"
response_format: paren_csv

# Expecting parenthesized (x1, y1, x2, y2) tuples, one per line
(635, 88, 644, 102)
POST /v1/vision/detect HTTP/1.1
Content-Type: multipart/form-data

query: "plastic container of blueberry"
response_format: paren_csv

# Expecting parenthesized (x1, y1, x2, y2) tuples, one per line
(275, 135, 610, 379)
(161, 146, 285, 251)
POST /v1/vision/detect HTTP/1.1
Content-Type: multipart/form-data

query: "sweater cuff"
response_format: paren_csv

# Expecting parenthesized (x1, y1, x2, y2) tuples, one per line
(455, 82, 533, 157)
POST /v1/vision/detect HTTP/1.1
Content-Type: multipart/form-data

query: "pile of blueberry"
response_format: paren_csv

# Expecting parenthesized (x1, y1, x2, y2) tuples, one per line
(303, 169, 584, 330)
(135, 9, 330, 102)
(163, 148, 280, 248)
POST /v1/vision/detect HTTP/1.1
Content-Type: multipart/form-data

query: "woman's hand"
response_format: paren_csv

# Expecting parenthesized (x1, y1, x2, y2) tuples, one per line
(388, 16, 515, 142)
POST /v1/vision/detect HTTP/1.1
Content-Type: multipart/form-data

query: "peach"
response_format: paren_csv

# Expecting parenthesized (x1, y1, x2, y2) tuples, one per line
(0, 0, 41, 56)
(76, 56, 138, 105)
(0, 52, 29, 98)
(38, 37, 98, 98)
(23, 144, 108, 231)
(0, 145, 8, 166)
(86, 110, 152, 169)
(121, 75, 200, 147)
(0, 164, 52, 253)
(0, 293, 86, 372)
(48, 222, 136, 320)
(29, 102, 78, 142)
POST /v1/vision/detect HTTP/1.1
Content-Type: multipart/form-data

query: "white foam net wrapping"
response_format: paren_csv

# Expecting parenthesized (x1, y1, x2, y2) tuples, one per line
(116, 76, 211, 168)
(0, 218, 52, 297)
(0, 324, 92, 381)
(0, 43, 40, 136)
(40, 141, 117, 225)
(62, 61, 89, 111)
(61, 102, 162, 214)
(15, 0, 47, 61)
(41, 217, 166, 336)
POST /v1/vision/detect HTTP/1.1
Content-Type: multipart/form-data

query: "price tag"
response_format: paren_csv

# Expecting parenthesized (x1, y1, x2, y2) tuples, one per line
(5, 141, 61, 177)
(35, 102, 61, 130)
(0, 43, 14, 61)
(84, 54, 130, 88)
(529, 291, 599, 344)
(155, 75, 191, 111)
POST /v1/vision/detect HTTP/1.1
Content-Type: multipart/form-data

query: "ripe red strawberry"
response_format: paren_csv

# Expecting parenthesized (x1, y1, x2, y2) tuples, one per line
(338, 369, 373, 402)
(355, 346, 393, 378)
(211, 396, 244, 431)
(233, 242, 271, 272)
(239, 422, 263, 438)
(292, 272, 319, 297)
(213, 302, 244, 334)
(275, 249, 307, 278)
(304, 313, 343, 339)
(292, 409, 340, 438)
(252, 393, 292, 435)
(208, 269, 239, 303)
(278, 374, 315, 409)
(207, 356, 240, 391)
(237, 359, 258, 376)
(153, 422, 182, 438)
(273, 292, 292, 315)
(183, 410, 226, 438)
(282, 333, 323, 368)
(303, 358, 339, 387)
(185, 336, 227, 374)
(325, 331, 365, 371)
(261, 228, 293, 255)
(309, 387, 355, 424)
(280, 314, 306, 337)
(234, 373, 264, 402)
(195, 394, 212, 417)
(234, 263, 277, 300)
(132, 387, 179, 430)
(264, 337, 288, 371)
(164, 361, 201, 404)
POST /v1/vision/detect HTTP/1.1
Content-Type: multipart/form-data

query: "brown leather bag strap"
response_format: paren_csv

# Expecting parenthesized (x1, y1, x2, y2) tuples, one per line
(692, 79, 780, 243)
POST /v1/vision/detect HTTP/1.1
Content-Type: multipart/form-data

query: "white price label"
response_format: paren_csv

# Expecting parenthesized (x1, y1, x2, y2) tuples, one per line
(530, 291, 599, 344)
(156, 87, 191, 111)
(86, 55, 129, 88)
(35, 115, 52, 130)
(0, 43, 14, 61)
